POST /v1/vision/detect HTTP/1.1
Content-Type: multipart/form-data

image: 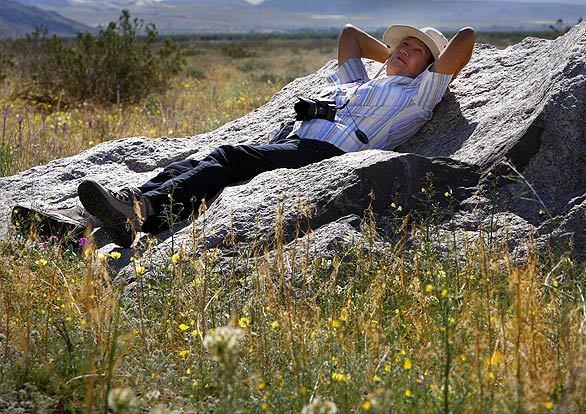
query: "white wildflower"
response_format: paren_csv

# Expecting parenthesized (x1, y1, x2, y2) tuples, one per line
(301, 396, 338, 414)
(107, 387, 137, 414)
(203, 326, 244, 363)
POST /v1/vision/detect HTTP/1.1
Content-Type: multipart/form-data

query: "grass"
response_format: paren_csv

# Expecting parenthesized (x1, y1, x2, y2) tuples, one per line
(1, 208, 584, 413)
(0, 32, 585, 413)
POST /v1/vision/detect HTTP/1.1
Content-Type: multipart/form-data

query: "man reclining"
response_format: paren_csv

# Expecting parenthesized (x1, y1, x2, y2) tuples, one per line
(77, 23, 476, 248)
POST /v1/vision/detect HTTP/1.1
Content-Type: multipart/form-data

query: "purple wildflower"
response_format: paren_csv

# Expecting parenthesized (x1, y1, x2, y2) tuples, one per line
(78, 237, 89, 248)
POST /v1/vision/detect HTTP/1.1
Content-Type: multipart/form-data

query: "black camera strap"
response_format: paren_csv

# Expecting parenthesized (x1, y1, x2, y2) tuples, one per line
(333, 84, 369, 145)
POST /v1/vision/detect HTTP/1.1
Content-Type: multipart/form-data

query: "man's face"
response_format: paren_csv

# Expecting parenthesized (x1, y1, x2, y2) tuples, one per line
(386, 36, 433, 78)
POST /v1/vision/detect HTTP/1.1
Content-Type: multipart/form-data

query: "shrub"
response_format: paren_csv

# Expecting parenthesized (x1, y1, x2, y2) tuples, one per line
(219, 43, 257, 59)
(236, 58, 268, 73)
(17, 10, 184, 106)
(186, 66, 206, 80)
(0, 43, 12, 83)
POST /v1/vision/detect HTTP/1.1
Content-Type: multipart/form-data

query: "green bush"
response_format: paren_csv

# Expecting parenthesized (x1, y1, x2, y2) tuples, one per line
(236, 58, 268, 73)
(17, 10, 184, 106)
(219, 43, 257, 59)
(186, 66, 206, 80)
(0, 43, 12, 83)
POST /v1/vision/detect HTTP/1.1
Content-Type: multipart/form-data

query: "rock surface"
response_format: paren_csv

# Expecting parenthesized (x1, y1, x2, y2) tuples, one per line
(1, 23, 584, 276)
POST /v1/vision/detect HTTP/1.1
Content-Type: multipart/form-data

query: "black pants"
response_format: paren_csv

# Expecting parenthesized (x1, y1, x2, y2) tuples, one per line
(138, 135, 345, 233)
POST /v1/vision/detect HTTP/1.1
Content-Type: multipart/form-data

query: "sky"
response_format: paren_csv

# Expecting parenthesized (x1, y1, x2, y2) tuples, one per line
(244, 0, 586, 4)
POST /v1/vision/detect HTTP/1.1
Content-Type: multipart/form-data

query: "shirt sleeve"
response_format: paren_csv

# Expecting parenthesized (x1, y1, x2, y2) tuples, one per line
(411, 66, 453, 112)
(327, 58, 370, 85)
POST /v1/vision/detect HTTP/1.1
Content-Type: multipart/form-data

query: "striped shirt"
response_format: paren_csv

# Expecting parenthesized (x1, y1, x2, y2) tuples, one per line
(290, 57, 452, 153)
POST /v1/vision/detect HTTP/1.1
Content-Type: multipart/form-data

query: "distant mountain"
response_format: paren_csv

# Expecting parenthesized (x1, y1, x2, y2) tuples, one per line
(0, 0, 90, 38)
(259, 0, 413, 14)
(13, 0, 586, 34)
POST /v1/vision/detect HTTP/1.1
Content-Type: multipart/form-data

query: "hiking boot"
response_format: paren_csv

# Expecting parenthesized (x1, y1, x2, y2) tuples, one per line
(77, 180, 151, 248)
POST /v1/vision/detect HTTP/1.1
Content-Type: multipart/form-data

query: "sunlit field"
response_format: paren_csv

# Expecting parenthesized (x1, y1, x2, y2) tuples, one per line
(0, 31, 584, 413)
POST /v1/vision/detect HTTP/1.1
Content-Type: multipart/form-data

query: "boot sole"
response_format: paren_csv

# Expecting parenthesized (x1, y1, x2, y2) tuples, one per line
(78, 180, 133, 248)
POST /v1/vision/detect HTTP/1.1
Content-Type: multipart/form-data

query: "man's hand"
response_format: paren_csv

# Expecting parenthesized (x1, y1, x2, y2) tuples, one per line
(338, 24, 390, 65)
(430, 27, 476, 81)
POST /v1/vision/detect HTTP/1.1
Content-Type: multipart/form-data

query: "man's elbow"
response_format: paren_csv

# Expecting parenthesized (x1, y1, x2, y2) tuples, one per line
(457, 27, 476, 44)
(342, 23, 357, 34)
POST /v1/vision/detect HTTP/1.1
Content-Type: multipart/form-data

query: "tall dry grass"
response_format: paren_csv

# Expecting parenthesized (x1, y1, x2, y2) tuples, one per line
(1, 207, 584, 412)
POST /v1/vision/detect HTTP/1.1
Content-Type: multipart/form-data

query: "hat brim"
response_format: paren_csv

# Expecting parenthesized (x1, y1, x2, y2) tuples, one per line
(383, 24, 441, 61)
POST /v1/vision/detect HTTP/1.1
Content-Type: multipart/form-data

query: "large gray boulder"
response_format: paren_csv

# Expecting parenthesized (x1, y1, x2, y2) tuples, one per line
(0, 22, 584, 277)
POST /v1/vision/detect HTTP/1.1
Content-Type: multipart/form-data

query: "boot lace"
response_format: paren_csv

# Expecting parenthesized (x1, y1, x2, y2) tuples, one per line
(109, 187, 141, 204)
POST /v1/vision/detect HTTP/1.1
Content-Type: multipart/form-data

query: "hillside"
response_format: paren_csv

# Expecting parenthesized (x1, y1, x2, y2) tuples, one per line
(0, 0, 90, 38)
(19, 0, 586, 33)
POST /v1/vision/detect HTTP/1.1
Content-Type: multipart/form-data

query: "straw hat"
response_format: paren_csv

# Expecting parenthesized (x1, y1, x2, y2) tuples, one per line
(382, 25, 448, 61)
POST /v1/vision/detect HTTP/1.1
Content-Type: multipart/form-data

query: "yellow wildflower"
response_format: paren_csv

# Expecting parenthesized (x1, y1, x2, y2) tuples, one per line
(362, 400, 372, 411)
(239, 316, 250, 329)
(171, 252, 180, 264)
(425, 284, 433, 293)
(405, 388, 412, 397)
(299, 386, 308, 395)
(179, 323, 189, 331)
(545, 402, 553, 410)
(331, 372, 349, 383)
(270, 320, 280, 330)
(404, 358, 412, 370)
(178, 350, 190, 358)
(340, 307, 348, 321)
(384, 364, 391, 372)
(109, 251, 121, 260)
(331, 319, 341, 329)
(35, 258, 48, 266)
(488, 352, 504, 366)
(135, 266, 145, 276)
(260, 402, 269, 411)
(441, 288, 448, 297)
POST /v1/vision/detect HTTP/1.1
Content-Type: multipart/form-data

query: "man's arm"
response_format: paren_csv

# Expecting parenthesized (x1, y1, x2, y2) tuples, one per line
(431, 27, 476, 81)
(338, 24, 390, 65)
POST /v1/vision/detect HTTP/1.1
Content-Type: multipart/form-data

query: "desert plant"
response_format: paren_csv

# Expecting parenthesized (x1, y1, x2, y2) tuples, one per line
(15, 10, 184, 106)
(220, 43, 257, 59)
(0, 43, 12, 83)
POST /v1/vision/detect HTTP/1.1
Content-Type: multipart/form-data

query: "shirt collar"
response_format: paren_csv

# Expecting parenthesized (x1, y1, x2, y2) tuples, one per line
(383, 75, 413, 86)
